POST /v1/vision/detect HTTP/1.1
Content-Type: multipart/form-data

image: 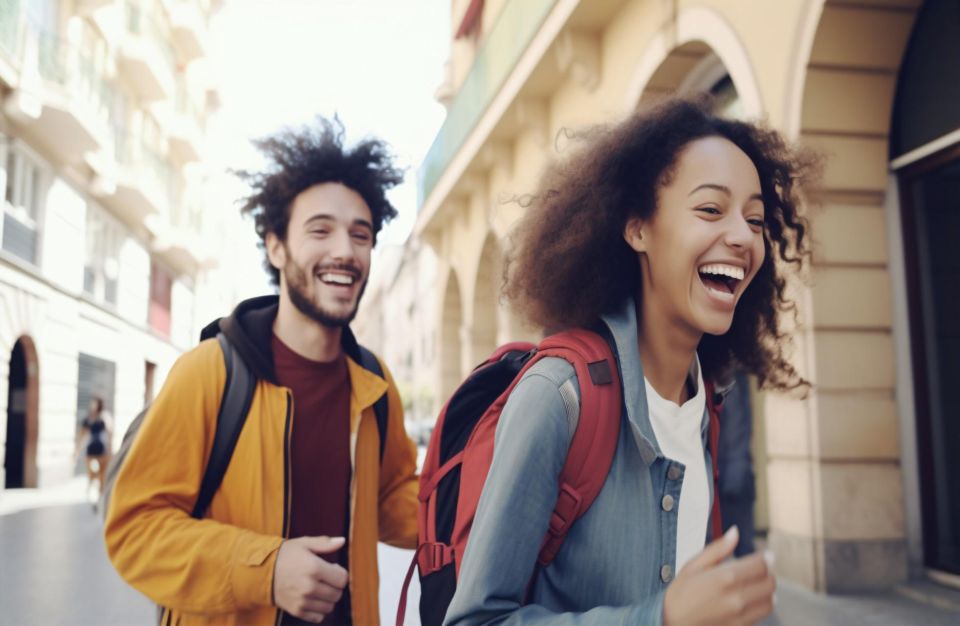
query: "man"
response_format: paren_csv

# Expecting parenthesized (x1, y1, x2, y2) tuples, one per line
(105, 118, 418, 625)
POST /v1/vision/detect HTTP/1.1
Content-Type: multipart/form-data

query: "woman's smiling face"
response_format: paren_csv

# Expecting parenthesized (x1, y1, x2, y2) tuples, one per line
(625, 135, 766, 337)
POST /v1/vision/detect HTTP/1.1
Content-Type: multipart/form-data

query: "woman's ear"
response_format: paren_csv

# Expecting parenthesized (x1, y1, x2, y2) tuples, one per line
(265, 232, 286, 270)
(623, 217, 647, 253)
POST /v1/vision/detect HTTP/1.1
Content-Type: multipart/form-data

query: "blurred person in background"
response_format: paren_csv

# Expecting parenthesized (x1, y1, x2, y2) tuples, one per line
(105, 118, 419, 626)
(75, 395, 111, 509)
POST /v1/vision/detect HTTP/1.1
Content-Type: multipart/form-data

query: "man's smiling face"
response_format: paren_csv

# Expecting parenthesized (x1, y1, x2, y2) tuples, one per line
(268, 182, 374, 327)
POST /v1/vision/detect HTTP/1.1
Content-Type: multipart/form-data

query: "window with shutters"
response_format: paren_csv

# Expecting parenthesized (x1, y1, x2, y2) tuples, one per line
(84, 205, 122, 306)
(2, 146, 47, 265)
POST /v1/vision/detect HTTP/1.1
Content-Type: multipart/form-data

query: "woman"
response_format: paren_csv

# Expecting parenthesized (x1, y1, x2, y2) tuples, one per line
(444, 98, 815, 626)
(76, 396, 112, 507)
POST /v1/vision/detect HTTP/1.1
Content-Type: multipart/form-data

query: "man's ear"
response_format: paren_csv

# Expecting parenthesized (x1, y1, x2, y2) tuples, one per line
(623, 217, 647, 253)
(265, 232, 286, 271)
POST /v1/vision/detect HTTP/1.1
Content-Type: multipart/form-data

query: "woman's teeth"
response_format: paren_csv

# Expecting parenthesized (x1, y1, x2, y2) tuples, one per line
(698, 263, 745, 280)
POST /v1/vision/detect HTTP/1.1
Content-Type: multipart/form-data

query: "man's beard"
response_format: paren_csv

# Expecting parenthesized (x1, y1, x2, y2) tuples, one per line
(283, 258, 366, 328)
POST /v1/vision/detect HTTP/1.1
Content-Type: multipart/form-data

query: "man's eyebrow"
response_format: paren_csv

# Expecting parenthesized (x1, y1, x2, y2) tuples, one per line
(303, 214, 374, 230)
(688, 183, 763, 202)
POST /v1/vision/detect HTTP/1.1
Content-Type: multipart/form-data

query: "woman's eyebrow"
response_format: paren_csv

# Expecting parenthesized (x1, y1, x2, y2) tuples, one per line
(688, 183, 762, 202)
(688, 183, 731, 196)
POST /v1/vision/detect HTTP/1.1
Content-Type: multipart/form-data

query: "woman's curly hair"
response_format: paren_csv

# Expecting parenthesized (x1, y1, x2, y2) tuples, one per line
(236, 117, 404, 286)
(503, 97, 818, 390)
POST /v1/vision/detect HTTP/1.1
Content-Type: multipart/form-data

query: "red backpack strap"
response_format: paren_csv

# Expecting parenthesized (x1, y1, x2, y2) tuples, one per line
(705, 380, 723, 540)
(535, 328, 622, 566)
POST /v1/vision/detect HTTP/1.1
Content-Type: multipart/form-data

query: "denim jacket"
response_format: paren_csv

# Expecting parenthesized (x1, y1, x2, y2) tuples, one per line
(443, 298, 714, 626)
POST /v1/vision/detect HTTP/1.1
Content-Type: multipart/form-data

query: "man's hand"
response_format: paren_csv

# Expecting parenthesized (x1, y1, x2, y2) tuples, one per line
(273, 536, 349, 623)
(663, 526, 776, 626)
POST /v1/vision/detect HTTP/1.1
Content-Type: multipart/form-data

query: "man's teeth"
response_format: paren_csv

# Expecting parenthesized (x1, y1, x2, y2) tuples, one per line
(698, 263, 745, 281)
(319, 273, 354, 285)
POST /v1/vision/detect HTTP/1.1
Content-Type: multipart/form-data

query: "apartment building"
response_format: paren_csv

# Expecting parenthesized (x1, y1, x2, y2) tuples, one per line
(0, 0, 223, 488)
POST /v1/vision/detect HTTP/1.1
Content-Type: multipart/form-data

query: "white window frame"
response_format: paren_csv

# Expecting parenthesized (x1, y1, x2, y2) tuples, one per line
(84, 202, 125, 306)
(1, 139, 50, 266)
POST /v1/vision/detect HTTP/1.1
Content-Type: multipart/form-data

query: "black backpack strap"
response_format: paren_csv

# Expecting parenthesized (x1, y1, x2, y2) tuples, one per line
(191, 333, 256, 519)
(357, 345, 389, 463)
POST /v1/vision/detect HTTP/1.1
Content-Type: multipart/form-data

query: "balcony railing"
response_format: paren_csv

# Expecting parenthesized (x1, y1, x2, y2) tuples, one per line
(0, 1, 21, 62)
(36, 28, 114, 119)
(418, 0, 559, 208)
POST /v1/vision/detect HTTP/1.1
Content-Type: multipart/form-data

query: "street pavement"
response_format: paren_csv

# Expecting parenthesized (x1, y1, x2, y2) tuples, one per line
(2, 477, 959, 625)
(0, 477, 420, 626)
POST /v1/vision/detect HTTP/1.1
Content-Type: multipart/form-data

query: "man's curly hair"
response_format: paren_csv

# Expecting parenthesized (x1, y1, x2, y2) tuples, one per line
(503, 97, 819, 391)
(236, 117, 403, 286)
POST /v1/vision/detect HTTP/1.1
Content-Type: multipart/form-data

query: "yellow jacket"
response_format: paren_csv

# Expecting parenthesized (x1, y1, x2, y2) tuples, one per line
(104, 296, 418, 625)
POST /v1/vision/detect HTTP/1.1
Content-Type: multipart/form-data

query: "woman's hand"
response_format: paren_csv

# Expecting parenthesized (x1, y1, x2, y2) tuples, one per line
(663, 526, 776, 626)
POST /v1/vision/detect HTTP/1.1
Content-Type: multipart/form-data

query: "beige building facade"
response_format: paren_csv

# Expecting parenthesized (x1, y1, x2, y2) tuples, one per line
(408, 0, 960, 594)
(0, 0, 224, 489)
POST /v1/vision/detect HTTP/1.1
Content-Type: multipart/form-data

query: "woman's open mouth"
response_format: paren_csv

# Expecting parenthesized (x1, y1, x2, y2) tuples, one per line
(697, 263, 745, 303)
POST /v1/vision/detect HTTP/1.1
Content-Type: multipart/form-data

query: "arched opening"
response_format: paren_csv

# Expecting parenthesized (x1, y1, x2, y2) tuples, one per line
(638, 41, 717, 107)
(472, 234, 500, 364)
(441, 271, 463, 401)
(4, 335, 39, 488)
(889, 0, 960, 579)
(626, 5, 763, 121)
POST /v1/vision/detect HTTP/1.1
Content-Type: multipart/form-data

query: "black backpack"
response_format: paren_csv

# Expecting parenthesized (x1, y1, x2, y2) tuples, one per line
(100, 333, 389, 521)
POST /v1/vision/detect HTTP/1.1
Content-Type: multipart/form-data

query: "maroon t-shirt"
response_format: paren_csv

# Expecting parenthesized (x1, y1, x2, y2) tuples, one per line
(273, 334, 352, 625)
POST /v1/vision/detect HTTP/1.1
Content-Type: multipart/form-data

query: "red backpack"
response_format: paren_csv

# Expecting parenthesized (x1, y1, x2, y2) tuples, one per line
(397, 328, 724, 626)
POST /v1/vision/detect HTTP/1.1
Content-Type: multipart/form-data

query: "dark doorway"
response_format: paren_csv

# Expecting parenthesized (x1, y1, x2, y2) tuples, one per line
(892, 0, 960, 578)
(4, 336, 39, 488)
(899, 149, 960, 577)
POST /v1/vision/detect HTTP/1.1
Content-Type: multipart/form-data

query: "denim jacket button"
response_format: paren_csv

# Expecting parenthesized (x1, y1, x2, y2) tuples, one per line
(667, 466, 682, 481)
(660, 564, 673, 583)
(661, 494, 675, 512)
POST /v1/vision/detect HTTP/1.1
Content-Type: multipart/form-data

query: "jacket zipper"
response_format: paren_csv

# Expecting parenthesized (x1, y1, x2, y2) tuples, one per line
(275, 391, 293, 626)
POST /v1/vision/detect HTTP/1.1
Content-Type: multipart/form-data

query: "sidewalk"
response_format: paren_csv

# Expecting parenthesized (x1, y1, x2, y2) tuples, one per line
(0, 477, 155, 626)
(0, 478, 420, 625)
(767, 577, 960, 625)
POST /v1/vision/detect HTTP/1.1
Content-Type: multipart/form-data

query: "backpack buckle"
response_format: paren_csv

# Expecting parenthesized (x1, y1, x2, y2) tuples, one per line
(418, 541, 454, 575)
(548, 483, 583, 536)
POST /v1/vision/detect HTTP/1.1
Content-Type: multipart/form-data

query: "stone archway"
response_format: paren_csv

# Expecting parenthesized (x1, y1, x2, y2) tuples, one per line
(440, 271, 464, 401)
(4, 335, 39, 488)
(624, 6, 763, 118)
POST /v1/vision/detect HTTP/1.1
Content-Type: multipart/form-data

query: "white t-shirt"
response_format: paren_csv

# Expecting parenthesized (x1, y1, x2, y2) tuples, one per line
(644, 356, 708, 573)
